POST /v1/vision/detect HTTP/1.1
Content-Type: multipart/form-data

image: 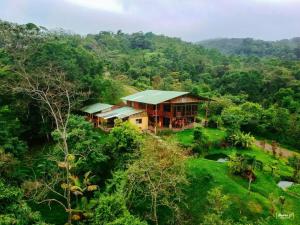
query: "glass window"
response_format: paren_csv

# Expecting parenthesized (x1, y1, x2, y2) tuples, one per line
(139, 103, 146, 109)
(152, 104, 160, 110)
(163, 104, 171, 112)
(135, 118, 142, 124)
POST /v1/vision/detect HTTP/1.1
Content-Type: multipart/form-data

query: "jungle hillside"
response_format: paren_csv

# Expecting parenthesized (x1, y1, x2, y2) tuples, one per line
(1, 20, 300, 225)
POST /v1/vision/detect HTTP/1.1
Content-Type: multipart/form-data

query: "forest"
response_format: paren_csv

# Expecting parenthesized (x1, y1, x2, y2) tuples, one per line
(0, 20, 300, 225)
(200, 37, 300, 60)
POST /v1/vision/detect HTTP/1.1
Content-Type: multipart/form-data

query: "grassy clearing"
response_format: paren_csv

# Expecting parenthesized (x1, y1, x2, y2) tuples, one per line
(123, 84, 140, 95)
(174, 127, 226, 146)
(287, 184, 300, 197)
(170, 127, 300, 224)
(209, 147, 294, 178)
(185, 156, 300, 225)
(186, 158, 270, 223)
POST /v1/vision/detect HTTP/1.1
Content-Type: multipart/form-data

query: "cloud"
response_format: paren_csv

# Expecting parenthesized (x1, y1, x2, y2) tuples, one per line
(0, 0, 299, 41)
(64, 0, 125, 13)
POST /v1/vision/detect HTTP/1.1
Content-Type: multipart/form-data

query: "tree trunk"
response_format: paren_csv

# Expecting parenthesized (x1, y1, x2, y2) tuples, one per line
(153, 194, 158, 225)
(62, 130, 72, 225)
(248, 174, 253, 193)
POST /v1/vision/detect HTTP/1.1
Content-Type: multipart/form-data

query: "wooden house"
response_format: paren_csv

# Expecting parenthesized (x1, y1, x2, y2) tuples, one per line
(121, 90, 211, 132)
(82, 90, 211, 132)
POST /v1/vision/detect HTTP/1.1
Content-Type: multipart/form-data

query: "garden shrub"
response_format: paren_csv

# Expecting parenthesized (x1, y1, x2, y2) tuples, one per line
(228, 132, 255, 149)
(195, 116, 202, 123)
(207, 115, 222, 128)
(192, 127, 211, 155)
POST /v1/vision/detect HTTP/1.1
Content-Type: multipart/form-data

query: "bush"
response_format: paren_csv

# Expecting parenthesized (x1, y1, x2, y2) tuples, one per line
(207, 116, 222, 128)
(108, 120, 143, 169)
(195, 116, 202, 123)
(288, 156, 300, 182)
(221, 106, 244, 133)
(228, 132, 255, 149)
(92, 193, 146, 225)
(192, 143, 203, 155)
(192, 127, 211, 154)
(193, 126, 206, 142)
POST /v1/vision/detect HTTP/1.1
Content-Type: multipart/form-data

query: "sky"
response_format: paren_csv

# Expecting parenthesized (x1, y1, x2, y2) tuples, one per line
(0, 0, 300, 42)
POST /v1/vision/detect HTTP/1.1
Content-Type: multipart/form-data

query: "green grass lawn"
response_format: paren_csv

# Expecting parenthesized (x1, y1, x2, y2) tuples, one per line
(185, 157, 300, 225)
(170, 127, 300, 224)
(174, 127, 226, 146)
(209, 147, 294, 178)
(287, 184, 300, 196)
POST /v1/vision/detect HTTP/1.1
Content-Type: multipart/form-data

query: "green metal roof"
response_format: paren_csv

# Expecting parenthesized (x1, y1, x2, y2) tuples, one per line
(95, 106, 144, 119)
(121, 90, 189, 105)
(81, 103, 113, 114)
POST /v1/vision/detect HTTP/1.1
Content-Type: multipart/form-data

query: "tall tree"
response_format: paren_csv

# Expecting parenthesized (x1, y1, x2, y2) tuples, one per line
(127, 137, 188, 225)
(11, 65, 86, 224)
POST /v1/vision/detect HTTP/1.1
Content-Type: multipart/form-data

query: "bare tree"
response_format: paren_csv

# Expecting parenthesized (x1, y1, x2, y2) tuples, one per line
(1, 22, 93, 224)
(11, 65, 87, 224)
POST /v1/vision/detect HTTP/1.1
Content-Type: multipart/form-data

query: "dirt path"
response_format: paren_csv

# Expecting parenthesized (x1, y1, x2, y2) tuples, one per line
(255, 140, 299, 158)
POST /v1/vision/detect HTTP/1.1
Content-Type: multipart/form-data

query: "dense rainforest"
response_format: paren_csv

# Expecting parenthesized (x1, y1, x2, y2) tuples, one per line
(1, 20, 300, 225)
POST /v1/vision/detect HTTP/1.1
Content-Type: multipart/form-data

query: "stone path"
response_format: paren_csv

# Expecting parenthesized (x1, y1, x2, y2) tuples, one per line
(255, 140, 299, 158)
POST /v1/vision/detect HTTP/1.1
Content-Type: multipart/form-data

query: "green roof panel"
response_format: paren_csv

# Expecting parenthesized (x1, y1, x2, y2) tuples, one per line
(95, 106, 143, 119)
(121, 90, 189, 105)
(81, 103, 113, 114)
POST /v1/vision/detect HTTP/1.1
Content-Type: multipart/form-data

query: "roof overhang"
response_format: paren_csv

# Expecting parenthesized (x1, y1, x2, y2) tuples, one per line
(121, 90, 213, 104)
(81, 103, 113, 114)
(95, 106, 144, 120)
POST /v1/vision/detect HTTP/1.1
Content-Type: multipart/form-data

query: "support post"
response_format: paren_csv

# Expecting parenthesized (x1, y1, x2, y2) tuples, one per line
(155, 104, 157, 135)
(204, 101, 210, 127)
(169, 103, 173, 129)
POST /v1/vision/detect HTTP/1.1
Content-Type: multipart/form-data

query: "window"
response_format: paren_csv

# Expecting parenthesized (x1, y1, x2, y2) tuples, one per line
(135, 118, 142, 124)
(128, 101, 134, 107)
(139, 103, 146, 109)
(163, 104, 171, 112)
(152, 104, 160, 110)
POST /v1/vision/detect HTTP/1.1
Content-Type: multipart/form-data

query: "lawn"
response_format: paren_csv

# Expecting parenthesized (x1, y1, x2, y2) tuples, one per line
(185, 157, 300, 225)
(174, 127, 226, 146)
(170, 127, 300, 224)
(209, 146, 294, 178)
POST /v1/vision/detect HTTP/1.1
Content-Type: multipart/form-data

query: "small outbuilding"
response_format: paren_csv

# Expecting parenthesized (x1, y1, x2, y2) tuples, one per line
(81, 103, 113, 126)
(95, 106, 148, 130)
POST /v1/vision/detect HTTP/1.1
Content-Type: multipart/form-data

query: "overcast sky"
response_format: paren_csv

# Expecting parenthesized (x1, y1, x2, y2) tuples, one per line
(0, 0, 300, 42)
